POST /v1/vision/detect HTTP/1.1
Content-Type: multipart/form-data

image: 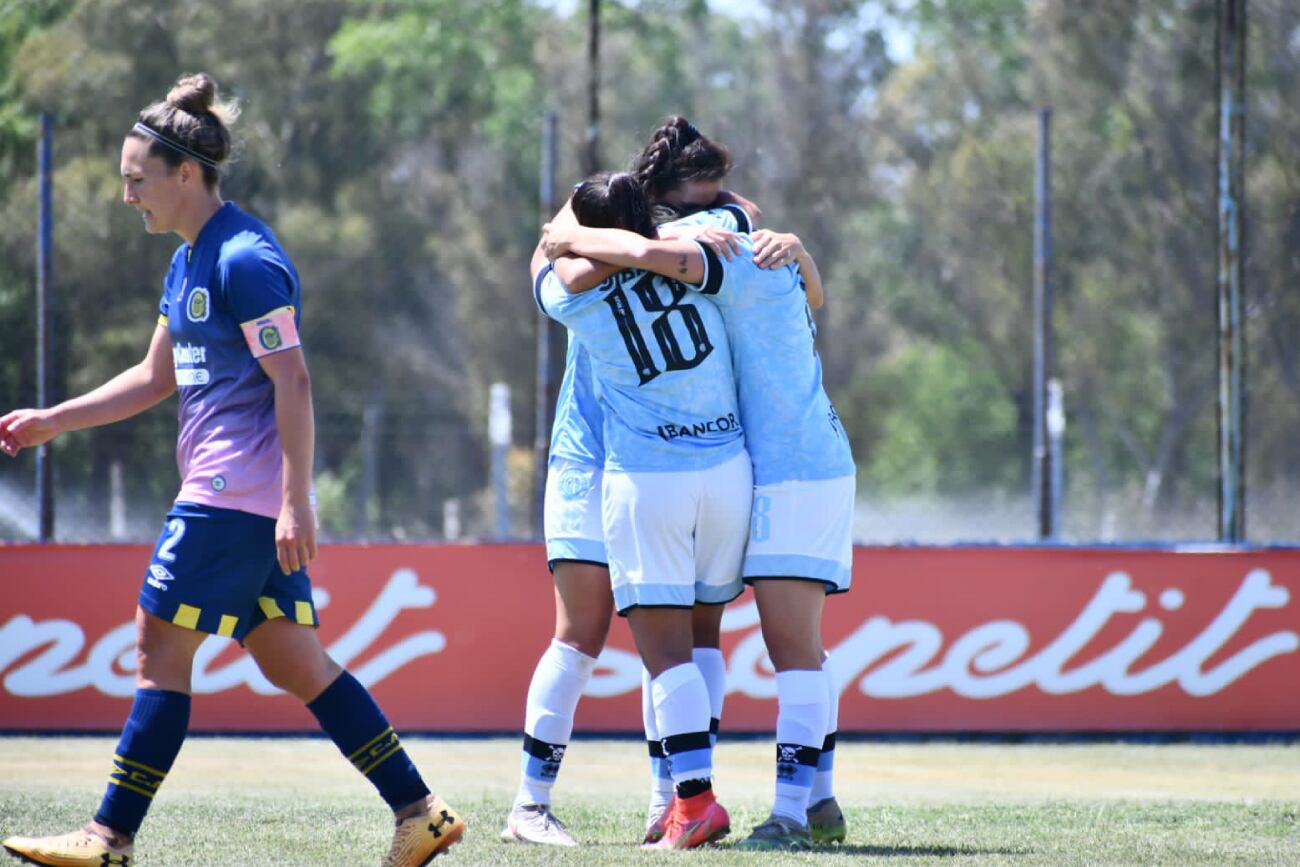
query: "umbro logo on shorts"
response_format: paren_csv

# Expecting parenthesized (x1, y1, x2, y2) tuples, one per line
(146, 564, 175, 591)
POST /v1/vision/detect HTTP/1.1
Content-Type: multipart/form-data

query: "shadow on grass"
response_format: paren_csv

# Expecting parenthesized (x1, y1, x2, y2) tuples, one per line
(828, 844, 1033, 858)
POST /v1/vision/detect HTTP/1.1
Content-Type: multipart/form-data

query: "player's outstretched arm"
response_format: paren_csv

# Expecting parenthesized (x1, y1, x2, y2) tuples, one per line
(534, 197, 622, 293)
(657, 223, 743, 261)
(753, 230, 825, 309)
(0, 323, 175, 457)
(795, 247, 825, 310)
(259, 346, 317, 576)
(530, 238, 551, 281)
(542, 225, 705, 286)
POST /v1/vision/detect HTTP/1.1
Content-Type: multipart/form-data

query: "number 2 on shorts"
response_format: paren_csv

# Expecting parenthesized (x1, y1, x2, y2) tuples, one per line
(157, 518, 187, 563)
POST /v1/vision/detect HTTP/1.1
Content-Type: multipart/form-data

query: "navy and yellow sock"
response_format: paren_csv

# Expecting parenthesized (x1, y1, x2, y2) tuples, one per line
(94, 688, 191, 837)
(307, 671, 430, 811)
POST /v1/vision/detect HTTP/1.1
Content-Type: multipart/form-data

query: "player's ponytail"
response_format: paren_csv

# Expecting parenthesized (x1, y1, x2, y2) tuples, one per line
(131, 73, 239, 189)
(572, 171, 656, 239)
(633, 137, 676, 199)
(630, 115, 733, 202)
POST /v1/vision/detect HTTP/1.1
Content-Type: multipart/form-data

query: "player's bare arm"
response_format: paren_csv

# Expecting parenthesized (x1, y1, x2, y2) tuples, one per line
(535, 195, 623, 292)
(0, 323, 175, 457)
(658, 223, 743, 261)
(259, 346, 317, 575)
(753, 230, 825, 309)
(542, 225, 706, 286)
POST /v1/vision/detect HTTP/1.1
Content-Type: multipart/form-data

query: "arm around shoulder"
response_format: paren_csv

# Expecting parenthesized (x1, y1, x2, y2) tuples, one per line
(546, 225, 706, 285)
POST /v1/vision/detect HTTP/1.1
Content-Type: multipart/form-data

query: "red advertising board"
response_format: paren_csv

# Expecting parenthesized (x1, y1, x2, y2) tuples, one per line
(1, 544, 1297, 732)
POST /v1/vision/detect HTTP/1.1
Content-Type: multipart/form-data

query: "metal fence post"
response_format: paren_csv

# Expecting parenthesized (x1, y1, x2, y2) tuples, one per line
(1216, 0, 1247, 542)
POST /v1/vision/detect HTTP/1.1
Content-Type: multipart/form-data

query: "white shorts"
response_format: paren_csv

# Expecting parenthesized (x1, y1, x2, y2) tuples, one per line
(743, 474, 855, 593)
(603, 449, 752, 613)
(543, 458, 607, 569)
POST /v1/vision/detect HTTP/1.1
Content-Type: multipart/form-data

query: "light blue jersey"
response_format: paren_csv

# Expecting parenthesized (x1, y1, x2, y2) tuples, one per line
(548, 339, 605, 466)
(545, 206, 747, 470)
(667, 203, 751, 234)
(691, 236, 855, 485)
(534, 263, 743, 473)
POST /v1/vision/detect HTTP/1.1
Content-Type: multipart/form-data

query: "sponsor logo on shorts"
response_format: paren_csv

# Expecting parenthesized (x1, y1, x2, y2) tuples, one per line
(187, 287, 211, 322)
(210, 475, 226, 492)
(656, 412, 739, 442)
(558, 468, 593, 501)
(146, 564, 175, 591)
(259, 325, 282, 351)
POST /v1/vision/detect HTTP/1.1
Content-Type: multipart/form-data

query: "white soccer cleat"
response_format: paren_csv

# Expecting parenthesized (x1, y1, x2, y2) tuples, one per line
(499, 803, 578, 847)
(642, 796, 674, 844)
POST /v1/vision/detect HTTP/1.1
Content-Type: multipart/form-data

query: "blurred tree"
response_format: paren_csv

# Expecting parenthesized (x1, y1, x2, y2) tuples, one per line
(1243, 0, 1300, 538)
(1, 0, 1297, 542)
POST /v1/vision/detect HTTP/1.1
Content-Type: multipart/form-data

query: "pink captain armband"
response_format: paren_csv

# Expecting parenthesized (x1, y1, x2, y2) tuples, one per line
(241, 306, 301, 358)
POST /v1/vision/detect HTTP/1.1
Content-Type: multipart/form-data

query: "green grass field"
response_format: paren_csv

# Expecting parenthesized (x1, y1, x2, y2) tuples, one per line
(1, 737, 1296, 866)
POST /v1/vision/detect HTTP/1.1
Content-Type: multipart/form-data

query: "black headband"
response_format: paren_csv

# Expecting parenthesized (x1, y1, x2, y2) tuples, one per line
(132, 122, 220, 170)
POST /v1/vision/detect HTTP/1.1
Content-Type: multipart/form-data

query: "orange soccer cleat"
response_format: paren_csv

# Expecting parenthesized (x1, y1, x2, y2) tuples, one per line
(641, 788, 729, 850)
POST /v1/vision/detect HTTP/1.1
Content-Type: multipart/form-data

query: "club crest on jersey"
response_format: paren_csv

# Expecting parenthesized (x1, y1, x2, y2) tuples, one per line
(210, 475, 227, 492)
(146, 564, 175, 591)
(187, 287, 211, 322)
(259, 325, 282, 351)
(558, 468, 593, 501)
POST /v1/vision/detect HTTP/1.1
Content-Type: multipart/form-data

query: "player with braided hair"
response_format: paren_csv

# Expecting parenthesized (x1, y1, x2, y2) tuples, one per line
(502, 119, 759, 849)
(630, 117, 847, 847)
(631, 115, 760, 225)
(533, 171, 751, 850)
(543, 175, 855, 851)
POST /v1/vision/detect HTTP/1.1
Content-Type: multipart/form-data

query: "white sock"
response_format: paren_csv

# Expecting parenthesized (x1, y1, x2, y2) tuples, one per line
(514, 639, 597, 808)
(651, 663, 713, 786)
(642, 666, 673, 815)
(692, 647, 727, 744)
(772, 669, 828, 824)
(810, 664, 840, 803)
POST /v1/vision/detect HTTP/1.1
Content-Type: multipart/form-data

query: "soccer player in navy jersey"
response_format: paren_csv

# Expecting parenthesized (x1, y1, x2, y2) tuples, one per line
(0, 74, 462, 867)
(543, 200, 855, 851)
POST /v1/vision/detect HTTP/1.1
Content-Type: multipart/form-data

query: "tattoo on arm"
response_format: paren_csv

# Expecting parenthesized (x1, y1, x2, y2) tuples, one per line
(677, 254, 688, 276)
